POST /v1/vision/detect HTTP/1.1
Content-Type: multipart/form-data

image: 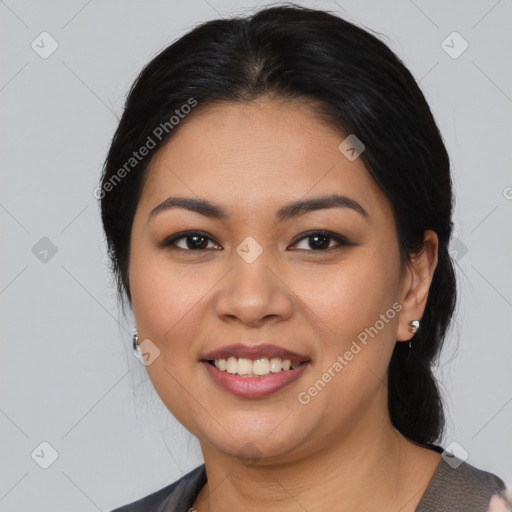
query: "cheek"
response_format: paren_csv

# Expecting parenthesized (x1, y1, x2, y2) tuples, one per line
(129, 253, 213, 429)
(128, 241, 212, 368)
(299, 247, 402, 416)
(130, 260, 203, 340)
(305, 250, 401, 346)
(292, 251, 401, 424)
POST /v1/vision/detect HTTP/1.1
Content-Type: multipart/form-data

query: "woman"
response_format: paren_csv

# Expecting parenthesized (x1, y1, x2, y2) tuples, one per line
(100, 4, 509, 511)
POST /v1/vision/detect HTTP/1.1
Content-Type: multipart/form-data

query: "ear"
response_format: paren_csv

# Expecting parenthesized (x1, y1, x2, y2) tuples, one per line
(396, 230, 439, 342)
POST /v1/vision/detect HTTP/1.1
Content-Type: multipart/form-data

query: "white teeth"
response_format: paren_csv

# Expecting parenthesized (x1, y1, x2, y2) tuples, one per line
(226, 357, 237, 373)
(213, 357, 302, 377)
(253, 358, 270, 376)
(270, 358, 282, 372)
(237, 358, 253, 375)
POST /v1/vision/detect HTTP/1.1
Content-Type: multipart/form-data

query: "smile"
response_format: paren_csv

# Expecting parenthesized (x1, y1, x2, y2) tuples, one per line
(210, 356, 304, 377)
(201, 359, 310, 398)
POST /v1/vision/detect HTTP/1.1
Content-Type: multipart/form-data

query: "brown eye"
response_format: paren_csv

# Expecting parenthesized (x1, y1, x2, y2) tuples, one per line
(290, 231, 349, 251)
(159, 231, 221, 251)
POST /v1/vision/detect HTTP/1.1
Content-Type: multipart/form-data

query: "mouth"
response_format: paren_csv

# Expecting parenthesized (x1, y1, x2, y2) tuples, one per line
(199, 343, 311, 398)
(204, 357, 307, 377)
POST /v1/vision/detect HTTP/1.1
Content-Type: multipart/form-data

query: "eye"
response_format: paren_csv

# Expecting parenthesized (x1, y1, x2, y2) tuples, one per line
(290, 231, 349, 252)
(159, 231, 221, 251)
(159, 230, 349, 252)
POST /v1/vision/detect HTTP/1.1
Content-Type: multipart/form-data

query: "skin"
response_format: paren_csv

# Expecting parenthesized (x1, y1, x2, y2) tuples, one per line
(128, 98, 441, 511)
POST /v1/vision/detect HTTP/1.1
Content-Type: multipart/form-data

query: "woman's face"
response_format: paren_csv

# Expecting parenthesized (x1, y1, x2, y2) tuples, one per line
(129, 99, 411, 463)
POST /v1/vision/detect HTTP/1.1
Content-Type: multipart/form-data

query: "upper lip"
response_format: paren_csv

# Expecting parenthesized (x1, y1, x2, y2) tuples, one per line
(200, 343, 310, 363)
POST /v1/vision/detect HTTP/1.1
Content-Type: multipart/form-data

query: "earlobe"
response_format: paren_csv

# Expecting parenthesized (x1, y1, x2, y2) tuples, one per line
(396, 230, 439, 342)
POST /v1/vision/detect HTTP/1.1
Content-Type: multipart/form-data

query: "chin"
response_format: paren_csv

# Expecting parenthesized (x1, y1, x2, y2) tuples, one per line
(198, 422, 312, 465)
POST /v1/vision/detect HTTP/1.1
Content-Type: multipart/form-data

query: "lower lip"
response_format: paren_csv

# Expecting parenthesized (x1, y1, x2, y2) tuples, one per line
(201, 361, 310, 398)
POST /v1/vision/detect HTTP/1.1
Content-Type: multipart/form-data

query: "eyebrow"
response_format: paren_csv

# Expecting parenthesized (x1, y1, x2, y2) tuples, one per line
(148, 194, 369, 223)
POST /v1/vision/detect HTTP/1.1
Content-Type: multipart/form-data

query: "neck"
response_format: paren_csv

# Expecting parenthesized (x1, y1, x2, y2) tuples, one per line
(193, 389, 438, 512)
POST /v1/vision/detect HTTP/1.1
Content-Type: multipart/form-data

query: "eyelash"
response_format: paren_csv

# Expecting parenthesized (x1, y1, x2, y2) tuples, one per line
(158, 230, 350, 253)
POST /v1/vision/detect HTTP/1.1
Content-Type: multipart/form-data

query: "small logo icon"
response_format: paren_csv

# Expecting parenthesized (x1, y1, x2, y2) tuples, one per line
(134, 338, 161, 366)
(338, 134, 365, 161)
(236, 236, 263, 264)
(236, 442, 263, 465)
(31, 32, 59, 59)
(442, 441, 469, 469)
(449, 236, 468, 262)
(32, 237, 58, 263)
(31, 441, 59, 469)
(441, 31, 469, 59)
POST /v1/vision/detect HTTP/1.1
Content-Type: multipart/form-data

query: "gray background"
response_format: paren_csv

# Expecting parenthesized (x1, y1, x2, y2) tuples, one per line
(1, 0, 511, 510)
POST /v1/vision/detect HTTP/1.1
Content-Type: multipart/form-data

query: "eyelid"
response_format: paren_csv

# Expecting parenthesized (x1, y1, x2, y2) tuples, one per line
(289, 230, 349, 251)
(159, 230, 349, 252)
(157, 230, 222, 250)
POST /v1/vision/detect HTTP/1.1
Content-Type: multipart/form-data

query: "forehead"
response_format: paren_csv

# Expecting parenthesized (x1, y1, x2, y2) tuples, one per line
(140, 99, 388, 220)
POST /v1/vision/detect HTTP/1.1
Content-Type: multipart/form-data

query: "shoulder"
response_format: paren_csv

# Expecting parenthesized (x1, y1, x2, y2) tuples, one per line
(109, 464, 206, 512)
(416, 456, 508, 512)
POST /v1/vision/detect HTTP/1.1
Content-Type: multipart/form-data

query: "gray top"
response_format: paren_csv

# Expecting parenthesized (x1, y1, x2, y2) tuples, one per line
(111, 455, 507, 512)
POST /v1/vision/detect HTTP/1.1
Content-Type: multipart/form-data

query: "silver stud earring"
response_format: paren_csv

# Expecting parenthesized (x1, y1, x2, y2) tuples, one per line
(133, 326, 139, 352)
(408, 320, 420, 348)
(409, 320, 420, 334)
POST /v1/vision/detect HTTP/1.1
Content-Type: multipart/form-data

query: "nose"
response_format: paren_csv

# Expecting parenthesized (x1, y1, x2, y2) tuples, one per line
(213, 249, 294, 328)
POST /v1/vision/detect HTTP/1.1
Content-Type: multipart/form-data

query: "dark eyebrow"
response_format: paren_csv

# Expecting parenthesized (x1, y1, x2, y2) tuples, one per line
(276, 194, 368, 222)
(148, 194, 368, 222)
(149, 197, 228, 221)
